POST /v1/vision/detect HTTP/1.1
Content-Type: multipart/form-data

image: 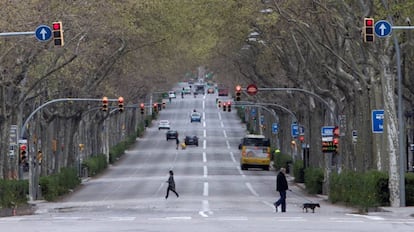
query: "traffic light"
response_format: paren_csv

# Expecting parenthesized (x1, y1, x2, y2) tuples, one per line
(223, 102, 227, 111)
(19, 144, 27, 165)
(227, 101, 231, 112)
(333, 126, 339, 153)
(140, 103, 145, 115)
(102, 96, 108, 111)
(52, 21, 64, 46)
(37, 150, 43, 163)
(162, 102, 166, 109)
(118, 96, 124, 112)
(153, 103, 158, 113)
(235, 85, 241, 101)
(363, 18, 374, 42)
(218, 100, 221, 108)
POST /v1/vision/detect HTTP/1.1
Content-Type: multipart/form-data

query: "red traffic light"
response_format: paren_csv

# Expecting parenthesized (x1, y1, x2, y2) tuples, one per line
(118, 96, 124, 103)
(365, 18, 373, 26)
(20, 144, 27, 151)
(235, 85, 241, 92)
(102, 96, 108, 103)
(140, 103, 145, 109)
(52, 22, 61, 30)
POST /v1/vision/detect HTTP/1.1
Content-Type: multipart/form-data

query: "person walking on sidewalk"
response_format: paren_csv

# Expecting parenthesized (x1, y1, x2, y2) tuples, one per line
(274, 167, 288, 212)
(165, 170, 179, 199)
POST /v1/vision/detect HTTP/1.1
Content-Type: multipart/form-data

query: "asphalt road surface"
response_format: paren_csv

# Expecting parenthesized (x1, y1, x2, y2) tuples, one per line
(1, 90, 413, 232)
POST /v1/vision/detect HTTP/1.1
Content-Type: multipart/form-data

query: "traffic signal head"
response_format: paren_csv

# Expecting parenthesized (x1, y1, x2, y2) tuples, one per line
(227, 101, 231, 112)
(118, 96, 124, 112)
(102, 96, 108, 111)
(52, 21, 64, 46)
(140, 103, 145, 115)
(20, 144, 27, 164)
(364, 18, 374, 42)
(153, 103, 158, 113)
(218, 100, 221, 108)
(223, 102, 227, 111)
(235, 85, 241, 101)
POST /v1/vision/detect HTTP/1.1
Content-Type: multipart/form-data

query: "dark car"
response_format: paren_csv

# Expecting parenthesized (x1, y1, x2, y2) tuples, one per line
(184, 135, 199, 146)
(166, 130, 178, 141)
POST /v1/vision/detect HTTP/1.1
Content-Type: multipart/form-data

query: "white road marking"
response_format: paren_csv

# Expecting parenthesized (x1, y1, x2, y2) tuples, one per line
(246, 182, 259, 197)
(204, 166, 208, 178)
(203, 152, 207, 162)
(203, 129, 206, 138)
(203, 182, 209, 196)
(223, 130, 227, 138)
(199, 200, 211, 218)
(203, 140, 207, 149)
(347, 214, 385, 220)
(221, 121, 224, 128)
(229, 151, 236, 163)
(226, 141, 230, 149)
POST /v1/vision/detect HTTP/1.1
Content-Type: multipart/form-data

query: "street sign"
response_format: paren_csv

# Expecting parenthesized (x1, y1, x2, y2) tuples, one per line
(246, 84, 258, 96)
(251, 108, 256, 117)
(291, 124, 299, 138)
(352, 130, 357, 143)
(260, 115, 264, 125)
(321, 126, 335, 137)
(272, 123, 278, 134)
(35, 25, 52, 42)
(374, 20, 392, 37)
(372, 110, 384, 133)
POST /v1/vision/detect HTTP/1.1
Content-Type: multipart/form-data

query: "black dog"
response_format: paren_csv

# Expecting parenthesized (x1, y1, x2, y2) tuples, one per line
(302, 203, 320, 213)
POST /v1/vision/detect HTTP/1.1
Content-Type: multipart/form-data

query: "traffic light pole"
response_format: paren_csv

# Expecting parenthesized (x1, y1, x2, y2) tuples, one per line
(20, 97, 118, 202)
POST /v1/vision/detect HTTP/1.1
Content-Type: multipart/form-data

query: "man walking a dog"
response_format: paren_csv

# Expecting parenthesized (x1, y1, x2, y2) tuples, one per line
(274, 167, 288, 212)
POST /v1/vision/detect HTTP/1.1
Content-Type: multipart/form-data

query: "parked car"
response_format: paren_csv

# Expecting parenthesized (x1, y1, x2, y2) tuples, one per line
(166, 130, 178, 140)
(184, 135, 199, 146)
(190, 112, 202, 123)
(168, 91, 176, 99)
(207, 87, 215, 94)
(158, 120, 170, 130)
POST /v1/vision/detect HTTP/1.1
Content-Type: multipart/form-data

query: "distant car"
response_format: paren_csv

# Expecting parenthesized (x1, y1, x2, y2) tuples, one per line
(158, 120, 170, 130)
(207, 87, 215, 94)
(183, 87, 191, 95)
(168, 91, 176, 99)
(190, 112, 202, 123)
(184, 135, 199, 146)
(166, 130, 178, 140)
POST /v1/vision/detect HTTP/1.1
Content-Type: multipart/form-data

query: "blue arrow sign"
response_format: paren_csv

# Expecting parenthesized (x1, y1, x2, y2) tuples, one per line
(374, 20, 392, 37)
(291, 124, 299, 138)
(272, 123, 278, 134)
(251, 108, 256, 117)
(35, 25, 52, 42)
(372, 110, 384, 133)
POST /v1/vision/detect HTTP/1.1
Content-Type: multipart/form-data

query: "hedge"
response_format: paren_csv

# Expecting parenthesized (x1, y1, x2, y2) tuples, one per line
(39, 167, 81, 201)
(0, 179, 28, 208)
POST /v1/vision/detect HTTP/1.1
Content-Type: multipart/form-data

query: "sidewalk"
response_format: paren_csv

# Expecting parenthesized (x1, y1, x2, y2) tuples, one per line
(290, 175, 414, 218)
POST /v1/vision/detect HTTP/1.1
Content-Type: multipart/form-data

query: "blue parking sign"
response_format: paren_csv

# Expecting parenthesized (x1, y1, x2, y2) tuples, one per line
(372, 110, 384, 133)
(291, 124, 299, 138)
(272, 123, 278, 134)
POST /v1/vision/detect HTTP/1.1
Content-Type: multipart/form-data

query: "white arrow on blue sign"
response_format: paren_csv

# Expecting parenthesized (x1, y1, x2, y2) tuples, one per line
(272, 123, 278, 134)
(372, 109, 384, 133)
(35, 25, 52, 42)
(291, 124, 299, 138)
(374, 20, 392, 37)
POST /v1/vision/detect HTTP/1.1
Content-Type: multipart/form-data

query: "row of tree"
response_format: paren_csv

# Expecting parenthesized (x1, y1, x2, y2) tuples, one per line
(0, 0, 413, 206)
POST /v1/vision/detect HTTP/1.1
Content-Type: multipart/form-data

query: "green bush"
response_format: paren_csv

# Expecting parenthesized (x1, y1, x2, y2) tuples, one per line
(406, 172, 414, 206)
(83, 154, 108, 176)
(272, 151, 292, 171)
(293, 161, 305, 183)
(39, 167, 80, 201)
(304, 167, 324, 194)
(329, 170, 389, 210)
(0, 179, 28, 207)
